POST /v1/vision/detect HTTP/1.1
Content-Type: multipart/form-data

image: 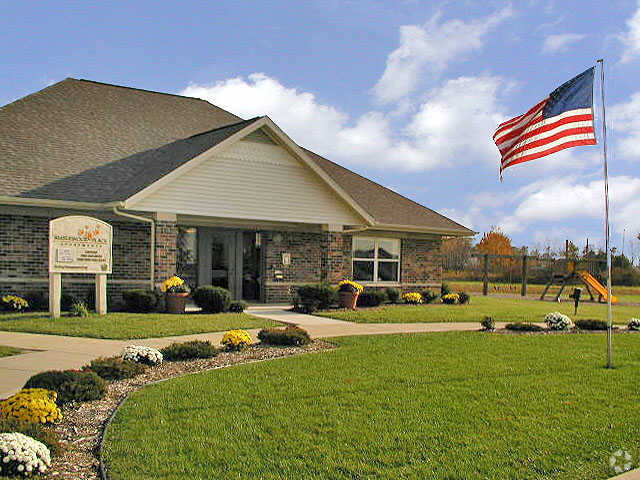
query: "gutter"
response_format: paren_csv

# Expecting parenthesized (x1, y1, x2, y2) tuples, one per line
(0, 195, 121, 210)
(372, 223, 477, 236)
(112, 206, 155, 290)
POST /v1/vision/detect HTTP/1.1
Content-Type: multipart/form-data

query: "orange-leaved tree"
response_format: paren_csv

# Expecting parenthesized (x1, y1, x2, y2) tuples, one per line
(477, 226, 514, 270)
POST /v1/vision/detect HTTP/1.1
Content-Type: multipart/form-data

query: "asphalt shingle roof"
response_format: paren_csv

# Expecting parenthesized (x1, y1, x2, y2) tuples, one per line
(0, 78, 473, 234)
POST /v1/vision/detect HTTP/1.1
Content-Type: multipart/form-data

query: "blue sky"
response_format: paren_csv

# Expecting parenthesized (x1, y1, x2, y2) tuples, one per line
(2, 1, 640, 257)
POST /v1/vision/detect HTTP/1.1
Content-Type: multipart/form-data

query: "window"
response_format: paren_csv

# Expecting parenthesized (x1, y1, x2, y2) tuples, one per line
(352, 237, 400, 283)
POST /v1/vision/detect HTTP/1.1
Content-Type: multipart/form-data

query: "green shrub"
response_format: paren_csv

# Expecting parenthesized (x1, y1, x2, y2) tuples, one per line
(0, 418, 64, 456)
(228, 300, 248, 313)
(441, 282, 451, 296)
(192, 286, 231, 313)
(23, 370, 106, 405)
(357, 290, 387, 307)
(458, 291, 470, 305)
(70, 301, 90, 317)
(24, 291, 48, 311)
(421, 290, 438, 304)
(160, 340, 219, 361)
(61, 294, 81, 312)
(258, 326, 312, 346)
(575, 319, 608, 331)
(506, 322, 544, 332)
(384, 287, 400, 304)
(83, 356, 147, 381)
(481, 316, 495, 331)
(293, 284, 336, 313)
(122, 289, 158, 313)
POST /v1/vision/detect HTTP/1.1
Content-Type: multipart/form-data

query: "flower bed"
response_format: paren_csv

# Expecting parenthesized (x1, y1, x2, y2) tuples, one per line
(24, 341, 333, 480)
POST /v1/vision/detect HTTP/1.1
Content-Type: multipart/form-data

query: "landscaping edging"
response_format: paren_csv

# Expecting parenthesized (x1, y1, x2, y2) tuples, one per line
(42, 341, 335, 480)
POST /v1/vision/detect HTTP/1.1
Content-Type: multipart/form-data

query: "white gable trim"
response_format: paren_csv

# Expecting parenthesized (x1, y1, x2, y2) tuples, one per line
(124, 117, 374, 225)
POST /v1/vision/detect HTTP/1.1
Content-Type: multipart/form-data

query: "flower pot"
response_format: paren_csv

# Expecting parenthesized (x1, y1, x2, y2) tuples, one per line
(339, 291, 359, 310)
(166, 292, 189, 314)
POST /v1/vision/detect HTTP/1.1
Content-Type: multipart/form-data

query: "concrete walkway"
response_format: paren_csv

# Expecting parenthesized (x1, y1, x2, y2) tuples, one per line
(0, 307, 489, 398)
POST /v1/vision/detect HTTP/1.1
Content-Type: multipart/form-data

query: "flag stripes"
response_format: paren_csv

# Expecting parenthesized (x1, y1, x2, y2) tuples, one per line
(493, 67, 596, 178)
(494, 101, 595, 174)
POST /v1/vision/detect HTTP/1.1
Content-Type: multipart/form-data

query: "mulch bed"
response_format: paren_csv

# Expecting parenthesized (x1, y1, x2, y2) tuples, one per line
(43, 341, 335, 479)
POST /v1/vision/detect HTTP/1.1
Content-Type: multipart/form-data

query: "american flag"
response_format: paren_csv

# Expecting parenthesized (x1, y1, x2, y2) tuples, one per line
(494, 67, 596, 179)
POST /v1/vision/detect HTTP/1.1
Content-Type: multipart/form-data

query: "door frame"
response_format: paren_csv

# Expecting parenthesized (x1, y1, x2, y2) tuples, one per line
(197, 227, 263, 302)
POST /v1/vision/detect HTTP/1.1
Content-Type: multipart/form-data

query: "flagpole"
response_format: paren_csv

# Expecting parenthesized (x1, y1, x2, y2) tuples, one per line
(597, 58, 613, 368)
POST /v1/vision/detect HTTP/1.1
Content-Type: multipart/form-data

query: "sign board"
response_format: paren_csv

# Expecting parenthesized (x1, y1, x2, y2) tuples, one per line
(49, 216, 113, 274)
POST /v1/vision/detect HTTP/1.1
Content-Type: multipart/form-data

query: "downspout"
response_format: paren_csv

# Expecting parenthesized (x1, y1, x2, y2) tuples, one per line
(112, 206, 155, 290)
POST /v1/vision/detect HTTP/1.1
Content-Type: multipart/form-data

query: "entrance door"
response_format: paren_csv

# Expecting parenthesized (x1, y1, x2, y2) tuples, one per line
(197, 229, 262, 301)
(242, 231, 262, 301)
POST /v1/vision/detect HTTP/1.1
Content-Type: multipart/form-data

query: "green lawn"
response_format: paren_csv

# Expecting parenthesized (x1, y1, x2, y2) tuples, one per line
(0, 312, 279, 339)
(103, 333, 640, 479)
(316, 295, 640, 324)
(0, 345, 20, 357)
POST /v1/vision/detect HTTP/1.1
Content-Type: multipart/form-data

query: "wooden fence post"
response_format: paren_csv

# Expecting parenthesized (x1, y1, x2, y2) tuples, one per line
(521, 253, 528, 297)
(482, 254, 489, 296)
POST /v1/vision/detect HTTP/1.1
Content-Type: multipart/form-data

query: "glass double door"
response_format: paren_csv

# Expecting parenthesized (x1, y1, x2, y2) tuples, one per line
(197, 229, 262, 301)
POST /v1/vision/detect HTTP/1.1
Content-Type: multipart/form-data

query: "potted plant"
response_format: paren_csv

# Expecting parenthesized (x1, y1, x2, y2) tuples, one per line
(337, 280, 363, 310)
(161, 276, 190, 314)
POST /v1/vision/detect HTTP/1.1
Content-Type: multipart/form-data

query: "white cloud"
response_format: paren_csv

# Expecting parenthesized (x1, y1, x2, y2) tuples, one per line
(620, 1, 640, 63)
(406, 75, 509, 168)
(372, 6, 514, 103)
(181, 73, 348, 149)
(181, 73, 511, 171)
(610, 91, 640, 159)
(507, 176, 640, 232)
(541, 33, 587, 53)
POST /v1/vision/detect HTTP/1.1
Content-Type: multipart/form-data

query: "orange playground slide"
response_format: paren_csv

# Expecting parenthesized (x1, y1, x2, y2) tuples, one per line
(578, 271, 618, 304)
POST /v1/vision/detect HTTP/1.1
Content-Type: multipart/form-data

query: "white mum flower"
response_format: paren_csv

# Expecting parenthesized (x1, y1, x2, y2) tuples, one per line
(545, 311, 574, 331)
(0, 432, 50, 476)
(122, 345, 163, 366)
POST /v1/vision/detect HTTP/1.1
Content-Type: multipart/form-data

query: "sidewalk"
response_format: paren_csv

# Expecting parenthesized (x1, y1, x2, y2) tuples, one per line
(0, 307, 488, 398)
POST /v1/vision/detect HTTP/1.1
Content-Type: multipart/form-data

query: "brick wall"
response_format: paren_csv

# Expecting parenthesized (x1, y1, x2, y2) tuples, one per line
(320, 232, 352, 283)
(0, 213, 151, 308)
(400, 237, 443, 290)
(263, 230, 323, 302)
(154, 220, 178, 287)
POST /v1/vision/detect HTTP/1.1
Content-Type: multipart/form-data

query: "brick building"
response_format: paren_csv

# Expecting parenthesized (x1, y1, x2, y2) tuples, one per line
(0, 79, 473, 305)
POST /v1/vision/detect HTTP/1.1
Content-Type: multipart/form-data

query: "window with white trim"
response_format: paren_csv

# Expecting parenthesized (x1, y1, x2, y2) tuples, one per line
(352, 237, 400, 283)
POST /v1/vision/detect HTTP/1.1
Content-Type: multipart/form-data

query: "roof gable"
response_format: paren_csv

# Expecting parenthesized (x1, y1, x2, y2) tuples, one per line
(128, 125, 367, 225)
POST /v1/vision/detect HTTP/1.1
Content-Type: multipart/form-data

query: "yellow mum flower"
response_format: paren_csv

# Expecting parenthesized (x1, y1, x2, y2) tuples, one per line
(402, 292, 423, 304)
(221, 330, 252, 351)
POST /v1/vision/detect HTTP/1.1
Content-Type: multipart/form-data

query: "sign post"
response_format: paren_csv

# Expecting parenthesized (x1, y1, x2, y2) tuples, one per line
(49, 216, 113, 318)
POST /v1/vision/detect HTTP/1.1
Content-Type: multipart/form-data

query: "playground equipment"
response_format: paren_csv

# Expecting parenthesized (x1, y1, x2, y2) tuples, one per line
(540, 259, 617, 303)
(578, 270, 617, 303)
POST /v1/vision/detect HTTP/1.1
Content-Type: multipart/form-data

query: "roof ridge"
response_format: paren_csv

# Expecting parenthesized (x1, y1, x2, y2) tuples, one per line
(70, 78, 213, 102)
(69, 78, 243, 122)
(303, 148, 472, 232)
